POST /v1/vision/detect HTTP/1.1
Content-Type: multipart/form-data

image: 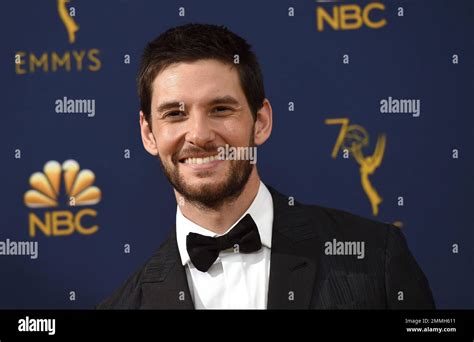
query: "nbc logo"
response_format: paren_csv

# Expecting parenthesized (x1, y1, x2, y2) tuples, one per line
(24, 160, 101, 237)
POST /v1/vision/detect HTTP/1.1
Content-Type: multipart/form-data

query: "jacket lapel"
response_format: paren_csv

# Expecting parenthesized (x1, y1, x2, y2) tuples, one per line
(139, 228, 194, 309)
(267, 186, 322, 309)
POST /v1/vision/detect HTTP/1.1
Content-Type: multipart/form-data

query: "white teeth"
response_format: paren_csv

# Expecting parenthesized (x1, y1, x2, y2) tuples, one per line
(184, 155, 219, 165)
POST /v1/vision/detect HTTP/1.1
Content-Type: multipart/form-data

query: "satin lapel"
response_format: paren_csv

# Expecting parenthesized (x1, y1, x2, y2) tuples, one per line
(139, 227, 194, 309)
(266, 186, 322, 309)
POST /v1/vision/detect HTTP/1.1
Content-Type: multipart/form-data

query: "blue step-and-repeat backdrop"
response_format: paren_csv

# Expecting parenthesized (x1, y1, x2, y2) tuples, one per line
(1, 0, 472, 309)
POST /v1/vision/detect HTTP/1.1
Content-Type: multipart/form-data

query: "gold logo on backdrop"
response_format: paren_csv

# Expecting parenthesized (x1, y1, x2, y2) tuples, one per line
(316, 2, 387, 32)
(24, 160, 101, 208)
(14, 1, 101, 74)
(325, 118, 386, 216)
(58, 0, 79, 44)
(24, 160, 101, 237)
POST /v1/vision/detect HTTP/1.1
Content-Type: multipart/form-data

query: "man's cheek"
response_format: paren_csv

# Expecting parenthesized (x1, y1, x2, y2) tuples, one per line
(157, 145, 175, 163)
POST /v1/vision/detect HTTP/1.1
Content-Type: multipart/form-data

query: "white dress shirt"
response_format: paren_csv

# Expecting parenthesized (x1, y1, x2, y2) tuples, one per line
(176, 181, 273, 309)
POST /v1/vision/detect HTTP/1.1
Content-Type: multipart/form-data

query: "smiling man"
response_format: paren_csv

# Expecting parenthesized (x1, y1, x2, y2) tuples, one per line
(97, 23, 435, 310)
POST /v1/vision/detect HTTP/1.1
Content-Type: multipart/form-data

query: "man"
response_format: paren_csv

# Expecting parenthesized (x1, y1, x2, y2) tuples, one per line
(98, 23, 435, 309)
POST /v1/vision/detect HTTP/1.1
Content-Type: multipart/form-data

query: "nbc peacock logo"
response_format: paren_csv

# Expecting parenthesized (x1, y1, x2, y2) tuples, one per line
(24, 160, 101, 238)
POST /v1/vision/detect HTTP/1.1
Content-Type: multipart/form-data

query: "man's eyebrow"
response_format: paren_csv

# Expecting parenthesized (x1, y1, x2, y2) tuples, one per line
(208, 96, 241, 107)
(156, 101, 182, 113)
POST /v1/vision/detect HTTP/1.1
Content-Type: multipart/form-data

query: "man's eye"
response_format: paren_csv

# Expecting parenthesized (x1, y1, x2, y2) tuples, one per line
(213, 107, 231, 113)
(164, 111, 185, 118)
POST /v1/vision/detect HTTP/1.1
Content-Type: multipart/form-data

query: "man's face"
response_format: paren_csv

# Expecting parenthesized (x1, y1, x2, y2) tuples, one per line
(146, 60, 256, 208)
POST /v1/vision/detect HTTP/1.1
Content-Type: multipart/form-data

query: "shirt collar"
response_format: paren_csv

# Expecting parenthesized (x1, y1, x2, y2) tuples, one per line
(176, 181, 274, 266)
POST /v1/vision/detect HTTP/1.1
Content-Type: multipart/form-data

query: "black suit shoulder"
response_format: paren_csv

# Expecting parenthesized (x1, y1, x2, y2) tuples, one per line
(292, 200, 435, 309)
(304, 203, 390, 237)
(96, 262, 145, 310)
(96, 233, 174, 310)
(298, 201, 411, 255)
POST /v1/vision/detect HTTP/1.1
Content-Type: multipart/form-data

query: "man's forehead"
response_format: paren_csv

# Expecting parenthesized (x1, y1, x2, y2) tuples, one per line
(151, 60, 244, 104)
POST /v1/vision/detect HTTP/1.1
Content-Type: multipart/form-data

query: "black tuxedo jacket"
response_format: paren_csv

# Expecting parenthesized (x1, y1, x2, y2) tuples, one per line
(97, 185, 435, 309)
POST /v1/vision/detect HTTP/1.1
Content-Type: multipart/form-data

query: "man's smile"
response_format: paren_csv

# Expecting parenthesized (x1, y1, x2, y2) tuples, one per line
(182, 154, 220, 165)
(178, 154, 225, 171)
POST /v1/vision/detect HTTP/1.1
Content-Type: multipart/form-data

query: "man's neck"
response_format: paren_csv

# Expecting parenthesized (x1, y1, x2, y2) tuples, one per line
(175, 170, 261, 235)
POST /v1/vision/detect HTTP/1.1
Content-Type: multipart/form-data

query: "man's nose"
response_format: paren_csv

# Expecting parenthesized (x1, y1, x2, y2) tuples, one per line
(185, 112, 215, 147)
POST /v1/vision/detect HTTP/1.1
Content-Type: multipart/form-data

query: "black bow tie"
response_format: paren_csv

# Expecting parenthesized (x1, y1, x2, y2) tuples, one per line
(186, 214, 262, 272)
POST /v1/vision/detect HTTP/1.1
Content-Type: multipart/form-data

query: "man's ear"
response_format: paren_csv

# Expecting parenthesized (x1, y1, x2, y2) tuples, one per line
(140, 111, 158, 156)
(254, 99, 273, 146)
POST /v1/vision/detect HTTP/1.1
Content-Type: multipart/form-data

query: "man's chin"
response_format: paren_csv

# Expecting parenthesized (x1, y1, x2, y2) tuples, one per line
(163, 159, 254, 209)
(180, 179, 227, 196)
(177, 185, 229, 209)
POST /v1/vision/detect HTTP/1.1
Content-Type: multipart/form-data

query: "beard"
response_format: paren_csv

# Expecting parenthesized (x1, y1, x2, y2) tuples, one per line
(157, 134, 255, 210)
